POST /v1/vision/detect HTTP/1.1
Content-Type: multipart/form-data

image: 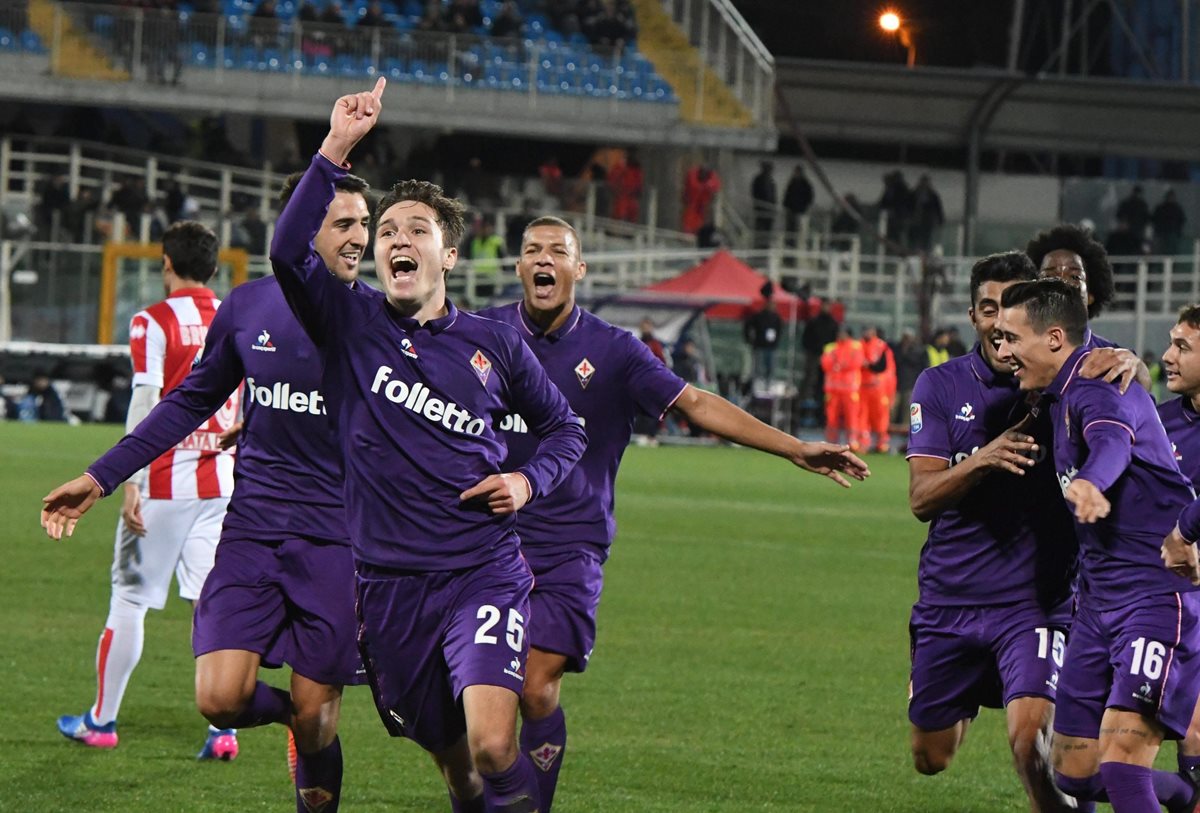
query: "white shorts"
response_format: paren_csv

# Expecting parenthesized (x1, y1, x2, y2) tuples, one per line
(110, 496, 230, 609)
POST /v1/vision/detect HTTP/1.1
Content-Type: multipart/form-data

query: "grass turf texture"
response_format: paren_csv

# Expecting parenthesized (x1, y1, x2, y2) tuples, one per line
(0, 422, 1103, 811)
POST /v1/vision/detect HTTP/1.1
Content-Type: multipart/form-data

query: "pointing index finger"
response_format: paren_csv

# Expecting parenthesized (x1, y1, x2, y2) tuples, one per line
(371, 76, 386, 104)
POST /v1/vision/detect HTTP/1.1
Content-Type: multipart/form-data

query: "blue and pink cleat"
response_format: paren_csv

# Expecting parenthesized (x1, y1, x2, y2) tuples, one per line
(57, 710, 119, 749)
(197, 727, 239, 761)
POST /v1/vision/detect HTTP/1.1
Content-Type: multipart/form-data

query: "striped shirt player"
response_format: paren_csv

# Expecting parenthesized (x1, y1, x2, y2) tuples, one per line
(54, 221, 239, 756)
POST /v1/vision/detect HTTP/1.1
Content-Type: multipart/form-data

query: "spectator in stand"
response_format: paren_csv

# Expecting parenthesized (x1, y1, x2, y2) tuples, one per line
(1116, 184, 1151, 238)
(447, 0, 483, 28)
(878, 170, 912, 250)
(696, 221, 725, 249)
(589, 161, 611, 219)
(586, 0, 636, 54)
(539, 156, 564, 202)
(0, 374, 15, 420)
(65, 187, 100, 243)
(908, 174, 944, 253)
(297, 0, 319, 23)
(110, 178, 149, 234)
(673, 337, 705, 386)
(320, 0, 349, 50)
(802, 297, 840, 404)
(36, 174, 71, 239)
(1106, 216, 1145, 303)
(321, 0, 347, 26)
(357, 0, 389, 29)
(682, 163, 720, 234)
(783, 164, 814, 239)
(490, 0, 523, 39)
(831, 194, 862, 237)
(1153, 188, 1187, 255)
(232, 208, 268, 255)
(610, 153, 644, 223)
(249, 0, 281, 48)
(750, 160, 777, 249)
(892, 329, 928, 425)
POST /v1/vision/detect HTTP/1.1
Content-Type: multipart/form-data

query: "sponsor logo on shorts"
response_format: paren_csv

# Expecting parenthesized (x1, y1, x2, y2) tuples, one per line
(298, 786, 334, 812)
(470, 349, 492, 386)
(1133, 681, 1154, 704)
(575, 357, 595, 389)
(246, 377, 327, 415)
(370, 366, 486, 436)
(503, 657, 524, 681)
(388, 709, 407, 730)
(954, 402, 975, 422)
(1046, 671, 1058, 691)
(910, 403, 923, 433)
(251, 329, 277, 352)
(529, 742, 563, 772)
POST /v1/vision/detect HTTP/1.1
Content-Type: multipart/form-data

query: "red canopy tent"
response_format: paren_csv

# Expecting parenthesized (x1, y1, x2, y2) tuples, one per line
(642, 250, 804, 321)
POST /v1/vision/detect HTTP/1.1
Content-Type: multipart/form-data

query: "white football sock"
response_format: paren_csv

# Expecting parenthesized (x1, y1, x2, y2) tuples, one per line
(90, 594, 147, 725)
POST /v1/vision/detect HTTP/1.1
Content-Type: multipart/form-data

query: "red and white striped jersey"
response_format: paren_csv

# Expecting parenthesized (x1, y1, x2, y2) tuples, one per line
(129, 287, 239, 499)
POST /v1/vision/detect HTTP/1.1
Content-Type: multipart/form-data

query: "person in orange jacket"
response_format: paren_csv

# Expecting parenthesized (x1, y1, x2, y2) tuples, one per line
(860, 325, 897, 453)
(822, 326, 865, 450)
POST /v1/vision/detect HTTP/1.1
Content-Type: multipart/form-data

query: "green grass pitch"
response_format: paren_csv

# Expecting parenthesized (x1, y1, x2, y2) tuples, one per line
(1, 422, 1057, 811)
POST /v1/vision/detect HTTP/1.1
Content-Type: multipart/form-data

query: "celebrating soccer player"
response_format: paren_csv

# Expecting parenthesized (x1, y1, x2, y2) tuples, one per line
(996, 279, 1200, 813)
(475, 215, 870, 810)
(271, 78, 587, 812)
(42, 173, 374, 810)
(905, 252, 1082, 812)
(45, 222, 241, 758)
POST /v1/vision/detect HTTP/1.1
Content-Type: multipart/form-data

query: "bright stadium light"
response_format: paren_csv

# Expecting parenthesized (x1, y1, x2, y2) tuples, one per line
(878, 9, 915, 68)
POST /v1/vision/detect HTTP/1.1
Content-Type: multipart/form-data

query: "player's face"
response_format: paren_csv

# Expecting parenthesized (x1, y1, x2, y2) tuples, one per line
(1163, 321, 1200, 397)
(996, 305, 1056, 390)
(374, 200, 457, 314)
(516, 225, 586, 314)
(315, 191, 371, 284)
(1039, 249, 1092, 310)
(969, 279, 1022, 373)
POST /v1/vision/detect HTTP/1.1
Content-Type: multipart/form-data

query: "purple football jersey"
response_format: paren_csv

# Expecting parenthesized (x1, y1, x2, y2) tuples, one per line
(270, 154, 587, 571)
(476, 303, 687, 561)
(88, 276, 347, 543)
(1158, 397, 1200, 484)
(906, 346, 1076, 607)
(1046, 347, 1197, 608)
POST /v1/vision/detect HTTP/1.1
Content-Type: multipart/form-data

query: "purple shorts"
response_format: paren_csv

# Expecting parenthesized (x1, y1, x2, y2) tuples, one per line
(908, 599, 1071, 732)
(1055, 591, 1200, 740)
(355, 546, 533, 752)
(527, 550, 604, 673)
(192, 536, 364, 686)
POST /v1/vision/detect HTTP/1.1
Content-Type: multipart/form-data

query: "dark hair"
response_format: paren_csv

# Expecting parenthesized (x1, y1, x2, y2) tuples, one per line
(522, 215, 581, 259)
(1000, 279, 1088, 346)
(162, 220, 219, 283)
(278, 170, 371, 212)
(969, 251, 1037, 307)
(1178, 303, 1200, 331)
(1025, 223, 1114, 318)
(375, 179, 466, 248)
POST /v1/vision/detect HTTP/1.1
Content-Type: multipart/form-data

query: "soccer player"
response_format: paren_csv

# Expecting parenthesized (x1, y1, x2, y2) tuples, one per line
(476, 216, 870, 810)
(272, 78, 587, 813)
(996, 279, 1200, 813)
(51, 221, 241, 757)
(42, 172, 373, 810)
(905, 251, 1081, 813)
(1157, 304, 1200, 791)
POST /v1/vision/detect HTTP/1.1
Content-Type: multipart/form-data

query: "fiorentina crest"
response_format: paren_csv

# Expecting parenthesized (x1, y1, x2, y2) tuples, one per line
(299, 786, 335, 812)
(529, 742, 563, 772)
(470, 349, 492, 385)
(574, 357, 595, 389)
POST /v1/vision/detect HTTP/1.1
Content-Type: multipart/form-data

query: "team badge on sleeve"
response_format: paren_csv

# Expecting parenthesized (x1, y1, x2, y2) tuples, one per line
(574, 358, 595, 389)
(910, 403, 923, 433)
(469, 350, 492, 385)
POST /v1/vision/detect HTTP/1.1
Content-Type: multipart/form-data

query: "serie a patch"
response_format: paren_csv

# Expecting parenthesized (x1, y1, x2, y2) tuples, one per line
(910, 402, 923, 432)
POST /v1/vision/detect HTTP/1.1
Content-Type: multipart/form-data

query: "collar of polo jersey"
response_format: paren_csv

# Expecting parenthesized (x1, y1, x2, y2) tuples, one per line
(387, 298, 458, 334)
(517, 301, 581, 342)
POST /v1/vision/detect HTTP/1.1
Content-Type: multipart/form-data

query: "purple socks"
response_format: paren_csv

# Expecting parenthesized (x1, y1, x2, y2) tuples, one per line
(520, 706, 566, 811)
(295, 736, 343, 813)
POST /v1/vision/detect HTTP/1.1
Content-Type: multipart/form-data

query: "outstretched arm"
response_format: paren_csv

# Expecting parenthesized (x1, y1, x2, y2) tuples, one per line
(670, 385, 870, 487)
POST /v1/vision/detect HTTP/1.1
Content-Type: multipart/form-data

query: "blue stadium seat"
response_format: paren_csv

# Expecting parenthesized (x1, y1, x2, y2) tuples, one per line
(189, 41, 211, 67)
(0, 27, 14, 51)
(92, 14, 114, 35)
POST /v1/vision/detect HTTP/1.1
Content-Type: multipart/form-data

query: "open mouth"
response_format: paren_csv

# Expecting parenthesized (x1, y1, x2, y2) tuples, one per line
(390, 255, 418, 279)
(339, 250, 361, 268)
(532, 271, 555, 297)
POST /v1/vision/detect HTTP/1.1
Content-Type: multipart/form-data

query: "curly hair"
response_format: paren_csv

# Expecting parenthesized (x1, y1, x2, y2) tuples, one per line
(1024, 223, 1114, 318)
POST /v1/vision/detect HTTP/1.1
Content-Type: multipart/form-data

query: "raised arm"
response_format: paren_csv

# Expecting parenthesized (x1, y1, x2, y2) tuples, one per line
(271, 77, 386, 344)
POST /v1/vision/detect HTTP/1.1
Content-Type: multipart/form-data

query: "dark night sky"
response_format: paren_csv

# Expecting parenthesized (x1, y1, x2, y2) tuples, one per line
(729, 1, 1100, 72)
